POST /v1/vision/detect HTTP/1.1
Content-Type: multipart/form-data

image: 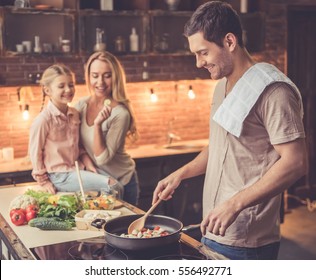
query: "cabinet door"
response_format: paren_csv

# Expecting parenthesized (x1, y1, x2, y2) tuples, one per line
(0, 7, 76, 55)
(162, 153, 204, 225)
(79, 10, 148, 54)
(287, 6, 316, 189)
(135, 157, 166, 214)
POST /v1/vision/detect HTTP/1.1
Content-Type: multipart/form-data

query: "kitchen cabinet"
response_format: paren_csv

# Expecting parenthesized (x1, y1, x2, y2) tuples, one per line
(0, 1, 265, 56)
(287, 5, 316, 200)
(78, 10, 148, 55)
(0, 7, 77, 55)
(136, 152, 205, 226)
(0, 5, 191, 56)
(0, 170, 34, 186)
(79, 0, 209, 11)
(150, 10, 192, 53)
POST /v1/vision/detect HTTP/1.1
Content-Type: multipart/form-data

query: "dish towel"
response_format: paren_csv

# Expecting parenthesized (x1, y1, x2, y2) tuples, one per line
(212, 62, 303, 137)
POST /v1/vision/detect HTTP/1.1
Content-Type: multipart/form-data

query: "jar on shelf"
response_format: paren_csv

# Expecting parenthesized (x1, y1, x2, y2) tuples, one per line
(61, 39, 71, 53)
(114, 36, 126, 54)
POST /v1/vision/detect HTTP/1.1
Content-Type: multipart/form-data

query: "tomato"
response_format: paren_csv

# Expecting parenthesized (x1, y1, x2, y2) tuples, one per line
(11, 212, 27, 226)
(25, 204, 39, 213)
(26, 210, 37, 222)
(10, 208, 26, 219)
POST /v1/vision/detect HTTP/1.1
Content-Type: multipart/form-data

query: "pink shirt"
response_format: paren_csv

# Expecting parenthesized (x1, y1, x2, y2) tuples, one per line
(29, 101, 84, 179)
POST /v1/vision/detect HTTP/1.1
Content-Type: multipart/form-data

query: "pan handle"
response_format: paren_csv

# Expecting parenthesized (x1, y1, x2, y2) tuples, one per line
(182, 224, 200, 232)
(91, 218, 106, 229)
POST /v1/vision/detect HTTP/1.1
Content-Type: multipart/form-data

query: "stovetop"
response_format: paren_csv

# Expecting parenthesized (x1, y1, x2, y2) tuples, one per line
(30, 236, 207, 260)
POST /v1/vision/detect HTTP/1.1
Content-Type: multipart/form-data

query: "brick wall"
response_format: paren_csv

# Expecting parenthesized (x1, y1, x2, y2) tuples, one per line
(0, 54, 210, 85)
(0, 79, 216, 158)
(1, 0, 315, 158)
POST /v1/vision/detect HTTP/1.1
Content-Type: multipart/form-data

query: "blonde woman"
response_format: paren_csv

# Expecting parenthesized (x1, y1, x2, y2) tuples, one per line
(75, 51, 140, 204)
(29, 64, 120, 194)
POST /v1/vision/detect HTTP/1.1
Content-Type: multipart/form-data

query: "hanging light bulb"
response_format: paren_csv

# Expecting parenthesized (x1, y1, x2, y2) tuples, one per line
(23, 104, 30, 120)
(188, 85, 196, 100)
(150, 88, 158, 102)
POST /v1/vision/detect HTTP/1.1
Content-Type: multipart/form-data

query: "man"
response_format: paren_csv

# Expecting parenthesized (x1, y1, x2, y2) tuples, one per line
(152, 1, 307, 260)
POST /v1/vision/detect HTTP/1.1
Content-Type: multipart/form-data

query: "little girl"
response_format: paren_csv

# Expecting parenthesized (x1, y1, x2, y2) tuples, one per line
(29, 64, 122, 196)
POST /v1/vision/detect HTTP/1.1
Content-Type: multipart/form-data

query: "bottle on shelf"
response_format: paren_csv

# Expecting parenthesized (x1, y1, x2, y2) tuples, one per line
(100, 0, 113, 11)
(129, 27, 139, 53)
(33, 36, 42, 54)
(142, 61, 149, 80)
(94, 28, 106, 51)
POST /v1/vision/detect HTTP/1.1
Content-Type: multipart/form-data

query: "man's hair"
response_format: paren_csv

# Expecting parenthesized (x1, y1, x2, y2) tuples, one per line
(184, 1, 244, 48)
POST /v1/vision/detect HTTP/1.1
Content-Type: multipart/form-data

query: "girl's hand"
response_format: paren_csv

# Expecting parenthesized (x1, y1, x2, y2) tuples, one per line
(94, 105, 112, 126)
(41, 181, 57, 194)
(35, 173, 49, 185)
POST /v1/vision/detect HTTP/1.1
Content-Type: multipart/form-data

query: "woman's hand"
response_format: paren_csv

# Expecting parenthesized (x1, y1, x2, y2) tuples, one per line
(80, 153, 97, 173)
(94, 105, 112, 126)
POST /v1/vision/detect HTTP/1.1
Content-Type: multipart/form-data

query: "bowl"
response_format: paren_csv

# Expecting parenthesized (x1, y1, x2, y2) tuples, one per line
(77, 190, 117, 210)
(75, 209, 121, 231)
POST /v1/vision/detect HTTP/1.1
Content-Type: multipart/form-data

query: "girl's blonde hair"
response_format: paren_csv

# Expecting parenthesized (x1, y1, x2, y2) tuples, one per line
(39, 64, 75, 111)
(84, 51, 139, 142)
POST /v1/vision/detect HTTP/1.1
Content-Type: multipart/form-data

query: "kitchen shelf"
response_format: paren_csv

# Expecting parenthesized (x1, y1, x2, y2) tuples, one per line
(0, 7, 77, 56)
(149, 10, 192, 53)
(78, 10, 148, 55)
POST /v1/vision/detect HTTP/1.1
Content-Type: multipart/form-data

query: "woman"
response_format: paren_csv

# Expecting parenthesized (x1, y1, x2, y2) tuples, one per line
(75, 51, 140, 205)
(29, 64, 120, 194)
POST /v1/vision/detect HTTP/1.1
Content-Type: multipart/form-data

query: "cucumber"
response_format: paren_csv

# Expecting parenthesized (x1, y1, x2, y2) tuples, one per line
(28, 217, 73, 230)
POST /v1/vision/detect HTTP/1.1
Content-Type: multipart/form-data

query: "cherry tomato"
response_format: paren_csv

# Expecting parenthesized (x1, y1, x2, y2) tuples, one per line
(26, 210, 37, 222)
(11, 212, 27, 226)
(10, 208, 26, 219)
(25, 204, 39, 213)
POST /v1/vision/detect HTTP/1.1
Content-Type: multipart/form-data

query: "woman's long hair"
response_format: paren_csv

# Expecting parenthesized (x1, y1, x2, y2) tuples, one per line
(84, 51, 139, 142)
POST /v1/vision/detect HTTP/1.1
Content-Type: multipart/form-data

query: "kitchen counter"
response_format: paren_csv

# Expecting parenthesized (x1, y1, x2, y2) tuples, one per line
(0, 139, 208, 175)
(0, 182, 227, 260)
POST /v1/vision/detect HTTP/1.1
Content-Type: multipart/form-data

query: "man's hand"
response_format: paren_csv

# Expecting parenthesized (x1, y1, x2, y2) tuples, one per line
(152, 172, 181, 204)
(200, 199, 240, 236)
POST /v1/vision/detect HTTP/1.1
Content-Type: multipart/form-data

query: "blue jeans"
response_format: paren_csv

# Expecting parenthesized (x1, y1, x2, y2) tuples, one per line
(48, 169, 119, 193)
(201, 237, 280, 260)
(123, 171, 140, 205)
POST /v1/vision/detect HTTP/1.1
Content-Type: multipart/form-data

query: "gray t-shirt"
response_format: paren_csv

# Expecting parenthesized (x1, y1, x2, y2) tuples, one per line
(203, 78, 305, 247)
(75, 96, 135, 186)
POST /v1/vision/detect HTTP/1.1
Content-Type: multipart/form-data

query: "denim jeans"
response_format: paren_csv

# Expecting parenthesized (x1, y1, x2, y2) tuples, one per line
(123, 171, 140, 205)
(201, 237, 280, 260)
(48, 169, 119, 193)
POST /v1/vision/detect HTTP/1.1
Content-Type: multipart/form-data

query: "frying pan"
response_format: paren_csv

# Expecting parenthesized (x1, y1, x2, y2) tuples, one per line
(93, 214, 183, 251)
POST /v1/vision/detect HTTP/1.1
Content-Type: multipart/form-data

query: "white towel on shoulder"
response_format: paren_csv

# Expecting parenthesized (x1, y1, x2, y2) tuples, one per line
(212, 62, 303, 137)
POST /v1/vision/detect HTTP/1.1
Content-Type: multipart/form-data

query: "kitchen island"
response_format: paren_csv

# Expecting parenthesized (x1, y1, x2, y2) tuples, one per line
(0, 182, 227, 260)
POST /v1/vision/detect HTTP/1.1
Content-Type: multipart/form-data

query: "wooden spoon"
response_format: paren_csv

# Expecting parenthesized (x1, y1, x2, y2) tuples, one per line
(128, 198, 162, 234)
(75, 161, 86, 203)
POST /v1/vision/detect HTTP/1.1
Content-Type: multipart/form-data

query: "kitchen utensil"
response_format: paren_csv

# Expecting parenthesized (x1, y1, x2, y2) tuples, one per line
(98, 214, 183, 251)
(127, 198, 161, 234)
(75, 161, 86, 203)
